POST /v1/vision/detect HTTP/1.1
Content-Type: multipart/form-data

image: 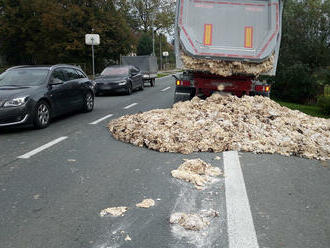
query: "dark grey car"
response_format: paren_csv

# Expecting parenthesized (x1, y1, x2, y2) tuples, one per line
(0, 64, 95, 129)
(94, 65, 144, 95)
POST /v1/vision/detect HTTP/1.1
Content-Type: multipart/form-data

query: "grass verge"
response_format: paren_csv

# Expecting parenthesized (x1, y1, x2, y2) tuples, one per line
(275, 100, 329, 119)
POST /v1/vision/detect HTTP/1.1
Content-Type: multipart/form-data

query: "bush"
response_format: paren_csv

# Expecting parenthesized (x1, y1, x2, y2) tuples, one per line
(317, 96, 330, 114)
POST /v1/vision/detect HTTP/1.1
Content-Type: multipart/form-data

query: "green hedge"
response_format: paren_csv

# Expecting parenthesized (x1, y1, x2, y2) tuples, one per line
(317, 96, 330, 115)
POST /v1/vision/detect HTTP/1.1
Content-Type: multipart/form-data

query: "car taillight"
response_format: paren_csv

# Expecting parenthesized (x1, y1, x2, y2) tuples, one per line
(255, 85, 270, 92)
(176, 80, 191, 86)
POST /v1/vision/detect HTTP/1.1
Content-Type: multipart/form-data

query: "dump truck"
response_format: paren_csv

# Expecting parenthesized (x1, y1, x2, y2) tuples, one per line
(121, 55, 158, 87)
(174, 0, 283, 102)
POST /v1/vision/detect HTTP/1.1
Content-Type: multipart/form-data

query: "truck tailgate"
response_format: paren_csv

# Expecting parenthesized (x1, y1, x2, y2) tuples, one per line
(177, 0, 282, 62)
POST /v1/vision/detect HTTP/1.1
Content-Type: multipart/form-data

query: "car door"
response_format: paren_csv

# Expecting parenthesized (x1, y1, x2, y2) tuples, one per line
(134, 67, 143, 86)
(130, 67, 140, 89)
(48, 68, 70, 115)
(75, 69, 91, 107)
(62, 68, 82, 109)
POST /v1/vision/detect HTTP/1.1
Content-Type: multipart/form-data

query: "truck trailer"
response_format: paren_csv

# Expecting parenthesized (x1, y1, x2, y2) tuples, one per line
(121, 55, 158, 87)
(174, 0, 283, 102)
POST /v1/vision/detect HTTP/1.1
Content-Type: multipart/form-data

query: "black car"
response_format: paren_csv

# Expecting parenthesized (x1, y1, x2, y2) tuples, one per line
(0, 64, 95, 129)
(94, 65, 144, 95)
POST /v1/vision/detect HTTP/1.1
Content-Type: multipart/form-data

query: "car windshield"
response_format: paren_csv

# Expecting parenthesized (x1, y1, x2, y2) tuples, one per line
(0, 69, 49, 86)
(101, 67, 129, 76)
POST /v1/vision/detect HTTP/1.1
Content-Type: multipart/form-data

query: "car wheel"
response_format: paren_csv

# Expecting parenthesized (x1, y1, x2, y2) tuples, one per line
(140, 81, 144, 91)
(126, 83, 132, 95)
(83, 91, 94, 112)
(151, 79, 155, 87)
(33, 101, 51, 129)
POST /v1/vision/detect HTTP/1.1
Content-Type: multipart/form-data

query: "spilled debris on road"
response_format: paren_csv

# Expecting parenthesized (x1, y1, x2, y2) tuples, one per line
(99, 206, 128, 217)
(171, 159, 222, 189)
(170, 210, 219, 231)
(109, 94, 330, 160)
(136, 199, 155, 208)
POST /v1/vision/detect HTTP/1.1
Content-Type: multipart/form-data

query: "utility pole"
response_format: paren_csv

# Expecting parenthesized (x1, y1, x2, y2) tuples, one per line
(152, 14, 155, 56)
(91, 37, 95, 79)
(159, 34, 162, 70)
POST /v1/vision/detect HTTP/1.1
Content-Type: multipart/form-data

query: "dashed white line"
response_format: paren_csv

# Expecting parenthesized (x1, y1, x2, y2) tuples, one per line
(161, 86, 171, 92)
(18, 136, 68, 159)
(124, 103, 138, 109)
(224, 151, 259, 248)
(89, 114, 113, 125)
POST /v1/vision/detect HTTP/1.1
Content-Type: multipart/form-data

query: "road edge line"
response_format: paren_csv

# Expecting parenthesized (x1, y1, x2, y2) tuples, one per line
(224, 151, 259, 248)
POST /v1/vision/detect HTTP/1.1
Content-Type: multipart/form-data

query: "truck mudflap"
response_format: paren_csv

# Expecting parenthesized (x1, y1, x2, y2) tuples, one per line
(176, 0, 283, 68)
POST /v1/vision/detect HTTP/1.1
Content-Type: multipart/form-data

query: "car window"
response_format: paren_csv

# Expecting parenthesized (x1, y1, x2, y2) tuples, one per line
(101, 67, 129, 76)
(75, 69, 86, 79)
(63, 68, 80, 81)
(0, 69, 49, 86)
(131, 67, 139, 75)
(50, 69, 66, 84)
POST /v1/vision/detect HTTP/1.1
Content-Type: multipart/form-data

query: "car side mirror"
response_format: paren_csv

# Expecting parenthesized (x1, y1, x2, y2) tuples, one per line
(49, 78, 64, 85)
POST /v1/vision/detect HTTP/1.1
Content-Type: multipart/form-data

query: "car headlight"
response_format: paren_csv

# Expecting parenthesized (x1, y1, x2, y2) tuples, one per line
(3, 96, 29, 107)
(118, 81, 127, 86)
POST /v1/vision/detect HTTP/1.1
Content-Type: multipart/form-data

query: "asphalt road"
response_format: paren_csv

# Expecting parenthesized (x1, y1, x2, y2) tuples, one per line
(0, 76, 329, 248)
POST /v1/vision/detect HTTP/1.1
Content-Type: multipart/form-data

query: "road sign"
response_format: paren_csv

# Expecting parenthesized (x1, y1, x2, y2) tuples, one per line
(85, 34, 100, 45)
(162, 51, 169, 57)
(85, 34, 100, 79)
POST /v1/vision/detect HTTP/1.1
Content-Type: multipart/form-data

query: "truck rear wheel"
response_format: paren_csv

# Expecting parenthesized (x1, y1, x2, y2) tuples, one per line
(150, 79, 155, 87)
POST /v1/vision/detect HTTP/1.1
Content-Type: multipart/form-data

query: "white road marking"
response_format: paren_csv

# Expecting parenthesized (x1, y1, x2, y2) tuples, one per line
(224, 151, 259, 248)
(161, 86, 171, 92)
(18, 136, 68, 159)
(124, 103, 138, 109)
(89, 114, 113, 125)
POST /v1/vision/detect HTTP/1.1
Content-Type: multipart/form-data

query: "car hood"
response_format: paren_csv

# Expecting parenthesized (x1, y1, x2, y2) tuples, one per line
(0, 85, 38, 100)
(95, 76, 128, 83)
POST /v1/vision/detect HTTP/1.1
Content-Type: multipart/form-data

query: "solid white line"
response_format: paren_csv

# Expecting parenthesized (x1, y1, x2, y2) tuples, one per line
(224, 151, 259, 248)
(161, 86, 171, 92)
(89, 114, 113, 125)
(18, 136, 68, 159)
(124, 103, 138, 109)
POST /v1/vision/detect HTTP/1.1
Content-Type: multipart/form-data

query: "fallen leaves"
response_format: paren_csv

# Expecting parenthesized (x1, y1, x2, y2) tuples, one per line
(109, 94, 330, 160)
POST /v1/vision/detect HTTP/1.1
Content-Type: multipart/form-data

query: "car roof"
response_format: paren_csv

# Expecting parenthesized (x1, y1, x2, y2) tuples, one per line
(105, 65, 134, 69)
(7, 64, 83, 71)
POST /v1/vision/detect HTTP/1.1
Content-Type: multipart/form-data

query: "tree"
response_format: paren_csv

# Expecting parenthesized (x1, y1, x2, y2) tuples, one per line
(137, 32, 153, 55)
(0, 0, 134, 72)
(114, 0, 175, 34)
(272, 0, 330, 103)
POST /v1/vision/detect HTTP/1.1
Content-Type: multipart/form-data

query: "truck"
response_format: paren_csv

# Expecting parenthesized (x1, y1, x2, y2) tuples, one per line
(121, 55, 158, 87)
(174, 0, 283, 102)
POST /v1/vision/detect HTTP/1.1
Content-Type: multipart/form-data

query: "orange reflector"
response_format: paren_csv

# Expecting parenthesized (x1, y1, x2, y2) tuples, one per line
(244, 26, 253, 48)
(265, 86, 270, 92)
(176, 80, 181, 86)
(204, 24, 213, 46)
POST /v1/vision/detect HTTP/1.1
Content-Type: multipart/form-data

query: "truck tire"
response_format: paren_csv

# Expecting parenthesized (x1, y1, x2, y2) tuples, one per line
(151, 78, 155, 87)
